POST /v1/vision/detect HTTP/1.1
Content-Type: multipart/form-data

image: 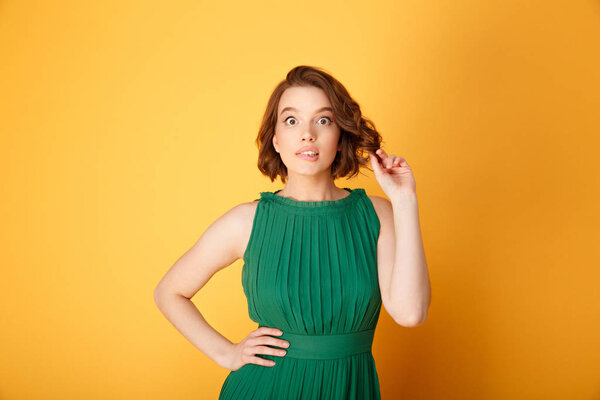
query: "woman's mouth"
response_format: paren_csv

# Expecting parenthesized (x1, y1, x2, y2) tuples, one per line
(296, 151, 319, 161)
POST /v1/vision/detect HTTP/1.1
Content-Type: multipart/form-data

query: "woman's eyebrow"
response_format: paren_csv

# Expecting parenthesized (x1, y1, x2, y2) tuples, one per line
(280, 106, 333, 115)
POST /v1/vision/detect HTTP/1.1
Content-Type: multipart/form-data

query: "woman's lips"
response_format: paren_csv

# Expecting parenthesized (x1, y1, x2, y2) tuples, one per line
(296, 153, 319, 161)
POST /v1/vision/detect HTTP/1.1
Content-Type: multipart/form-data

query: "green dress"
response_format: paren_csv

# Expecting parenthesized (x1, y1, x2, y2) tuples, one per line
(219, 187, 383, 399)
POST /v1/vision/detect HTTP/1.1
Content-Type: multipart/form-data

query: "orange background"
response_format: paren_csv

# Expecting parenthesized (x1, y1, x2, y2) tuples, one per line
(1, 1, 599, 399)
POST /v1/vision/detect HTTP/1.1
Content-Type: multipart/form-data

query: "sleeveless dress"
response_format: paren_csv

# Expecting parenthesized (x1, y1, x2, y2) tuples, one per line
(219, 187, 383, 399)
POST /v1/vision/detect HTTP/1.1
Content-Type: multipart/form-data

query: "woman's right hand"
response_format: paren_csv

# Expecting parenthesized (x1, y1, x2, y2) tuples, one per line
(222, 326, 290, 371)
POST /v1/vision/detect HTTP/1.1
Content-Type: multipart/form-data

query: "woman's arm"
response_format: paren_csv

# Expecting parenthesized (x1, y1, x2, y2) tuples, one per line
(153, 201, 257, 368)
(370, 194, 431, 327)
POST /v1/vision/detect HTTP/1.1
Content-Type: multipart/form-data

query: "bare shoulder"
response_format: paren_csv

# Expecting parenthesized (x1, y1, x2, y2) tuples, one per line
(235, 200, 260, 259)
(367, 194, 393, 223)
(222, 200, 259, 260)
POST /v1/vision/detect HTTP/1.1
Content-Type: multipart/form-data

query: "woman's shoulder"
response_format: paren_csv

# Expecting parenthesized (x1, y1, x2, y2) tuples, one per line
(366, 194, 391, 210)
(366, 194, 393, 226)
(231, 200, 259, 259)
(224, 199, 259, 229)
(201, 199, 259, 261)
(235, 199, 260, 219)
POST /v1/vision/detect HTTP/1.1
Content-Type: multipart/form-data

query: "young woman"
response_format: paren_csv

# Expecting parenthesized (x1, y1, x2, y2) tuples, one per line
(154, 65, 431, 399)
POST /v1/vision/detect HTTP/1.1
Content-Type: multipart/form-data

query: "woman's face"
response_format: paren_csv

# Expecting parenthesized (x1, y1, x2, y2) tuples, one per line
(273, 86, 341, 178)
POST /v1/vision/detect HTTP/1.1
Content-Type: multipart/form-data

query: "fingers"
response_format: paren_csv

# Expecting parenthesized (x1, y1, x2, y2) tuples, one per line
(242, 341, 284, 367)
(255, 345, 287, 358)
(375, 148, 387, 159)
(249, 334, 289, 349)
(248, 355, 277, 367)
(246, 326, 290, 367)
(369, 151, 384, 174)
(386, 154, 400, 168)
(390, 156, 405, 168)
(375, 148, 394, 168)
(265, 336, 290, 349)
(255, 326, 283, 337)
(373, 149, 408, 169)
(254, 327, 288, 347)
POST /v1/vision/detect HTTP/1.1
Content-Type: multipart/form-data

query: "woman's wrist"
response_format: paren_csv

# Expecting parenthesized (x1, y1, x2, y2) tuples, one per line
(215, 341, 235, 369)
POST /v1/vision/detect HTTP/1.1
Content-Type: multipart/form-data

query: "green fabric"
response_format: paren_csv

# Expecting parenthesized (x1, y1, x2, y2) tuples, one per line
(219, 187, 383, 399)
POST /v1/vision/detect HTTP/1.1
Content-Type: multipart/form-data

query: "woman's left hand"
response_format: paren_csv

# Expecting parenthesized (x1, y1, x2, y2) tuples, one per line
(368, 148, 416, 199)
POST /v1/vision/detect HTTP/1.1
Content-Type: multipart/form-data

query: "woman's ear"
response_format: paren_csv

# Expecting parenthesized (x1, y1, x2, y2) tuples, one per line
(272, 135, 280, 153)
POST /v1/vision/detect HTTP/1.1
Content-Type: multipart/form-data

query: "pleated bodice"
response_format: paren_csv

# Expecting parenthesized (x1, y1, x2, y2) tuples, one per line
(219, 187, 383, 399)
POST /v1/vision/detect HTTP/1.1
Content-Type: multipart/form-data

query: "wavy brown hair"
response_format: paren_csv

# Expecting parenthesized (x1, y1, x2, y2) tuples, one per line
(256, 65, 384, 183)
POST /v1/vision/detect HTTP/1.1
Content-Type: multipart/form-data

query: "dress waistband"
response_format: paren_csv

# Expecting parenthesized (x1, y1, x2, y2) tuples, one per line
(259, 325, 376, 360)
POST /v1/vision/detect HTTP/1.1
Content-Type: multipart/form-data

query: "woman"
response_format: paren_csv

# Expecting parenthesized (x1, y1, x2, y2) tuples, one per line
(154, 65, 431, 399)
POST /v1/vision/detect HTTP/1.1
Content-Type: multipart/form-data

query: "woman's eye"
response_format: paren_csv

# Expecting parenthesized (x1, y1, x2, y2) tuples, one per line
(318, 117, 332, 125)
(283, 116, 332, 126)
(284, 116, 297, 125)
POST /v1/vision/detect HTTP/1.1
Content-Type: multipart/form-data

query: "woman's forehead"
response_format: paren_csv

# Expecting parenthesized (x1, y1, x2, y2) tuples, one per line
(279, 89, 332, 114)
